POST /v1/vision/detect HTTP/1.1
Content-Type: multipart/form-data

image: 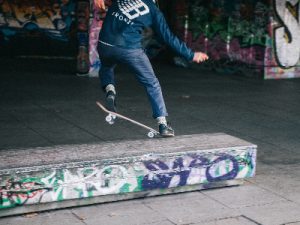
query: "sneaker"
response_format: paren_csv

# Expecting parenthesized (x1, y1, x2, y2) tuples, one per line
(159, 123, 175, 137)
(105, 90, 116, 112)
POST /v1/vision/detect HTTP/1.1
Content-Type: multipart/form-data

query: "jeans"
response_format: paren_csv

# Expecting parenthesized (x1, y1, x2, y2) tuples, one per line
(97, 42, 168, 118)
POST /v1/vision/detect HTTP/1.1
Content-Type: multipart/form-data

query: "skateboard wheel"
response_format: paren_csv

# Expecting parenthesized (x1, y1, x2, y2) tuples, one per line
(106, 114, 116, 125)
(147, 131, 155, 138)
(105, 115, 112, 123)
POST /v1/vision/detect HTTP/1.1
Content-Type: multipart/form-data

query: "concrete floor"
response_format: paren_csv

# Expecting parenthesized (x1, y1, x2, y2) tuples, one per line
(0, 58, 300, 224)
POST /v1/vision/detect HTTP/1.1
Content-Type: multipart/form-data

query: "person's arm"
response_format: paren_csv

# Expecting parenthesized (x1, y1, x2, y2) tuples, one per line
(151, 4, 208, 63)
(94, 0, 105, 10)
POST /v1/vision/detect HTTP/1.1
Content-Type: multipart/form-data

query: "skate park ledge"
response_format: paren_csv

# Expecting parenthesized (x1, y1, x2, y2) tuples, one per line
(0, 133, 257, 217)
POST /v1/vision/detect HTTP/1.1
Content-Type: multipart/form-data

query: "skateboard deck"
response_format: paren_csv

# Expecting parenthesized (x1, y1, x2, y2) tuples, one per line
(96, 101, 160, 138)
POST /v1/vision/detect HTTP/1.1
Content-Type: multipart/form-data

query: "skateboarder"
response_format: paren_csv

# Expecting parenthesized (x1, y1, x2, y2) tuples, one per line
(97, 0, 208, 137)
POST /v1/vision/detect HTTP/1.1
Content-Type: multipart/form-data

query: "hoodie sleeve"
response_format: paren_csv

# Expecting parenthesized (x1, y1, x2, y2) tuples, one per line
(150, 4, 194, 61)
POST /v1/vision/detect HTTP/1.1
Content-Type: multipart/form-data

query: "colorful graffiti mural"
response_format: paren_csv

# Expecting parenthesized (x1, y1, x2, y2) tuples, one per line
(76, 0, 90, 75)
(1, 0, 299, 79)
(0, 0, 76, 42)
(88, 0, 112, 77)
(174, 0, 268, 77)
(86, 0, 300, 79)
(264, 0, 300, 79)
(171, 0, 300, 79)
(0, 147, 256, 209)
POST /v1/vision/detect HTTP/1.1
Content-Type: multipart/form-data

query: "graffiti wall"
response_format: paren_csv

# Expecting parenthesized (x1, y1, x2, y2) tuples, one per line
(87, 0, 300, 79)
(2, 1, 299, 79)
(0, 0, 76, 42)
(175, 0, 268, 77)
(0, 0, 77, 57)
(172, 0, 300, 79)
(0, 147, 256, 209)
(88, 0, 112, 77)
(264, 0, 300, 79)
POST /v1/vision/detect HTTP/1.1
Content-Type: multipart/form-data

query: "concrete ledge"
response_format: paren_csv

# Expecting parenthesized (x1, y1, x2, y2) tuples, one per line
(0, 133, 257, 217)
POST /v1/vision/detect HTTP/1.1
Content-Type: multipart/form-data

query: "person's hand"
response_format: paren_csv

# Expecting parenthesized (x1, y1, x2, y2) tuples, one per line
(193, 52, 209, 63)
(94, 0, 105, 10)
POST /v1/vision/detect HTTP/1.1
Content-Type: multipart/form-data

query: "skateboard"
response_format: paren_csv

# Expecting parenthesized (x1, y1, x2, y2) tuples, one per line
(96, 101, 160, 138)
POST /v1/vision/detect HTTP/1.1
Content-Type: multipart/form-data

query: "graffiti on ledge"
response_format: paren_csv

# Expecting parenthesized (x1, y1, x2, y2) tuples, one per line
(0, 147, 256, 209)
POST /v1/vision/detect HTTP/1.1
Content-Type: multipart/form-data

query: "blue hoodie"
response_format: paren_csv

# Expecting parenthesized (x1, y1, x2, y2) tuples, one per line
(99, 0, 195, 61)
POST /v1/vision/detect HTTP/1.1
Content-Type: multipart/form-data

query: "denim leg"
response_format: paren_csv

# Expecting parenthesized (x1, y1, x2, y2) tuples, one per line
(99, 59, 116, 90)
(98, 44, 117, 90)
(123, 49, 168, 118)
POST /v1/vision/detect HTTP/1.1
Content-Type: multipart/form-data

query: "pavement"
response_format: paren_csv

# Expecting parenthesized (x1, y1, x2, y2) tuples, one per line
(0, 57, 300, 225)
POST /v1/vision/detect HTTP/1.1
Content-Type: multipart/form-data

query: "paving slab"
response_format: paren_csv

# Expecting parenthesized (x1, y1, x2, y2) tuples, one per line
(203, 182, 287, 209)
(239, 201, 300, 225)
(0, 209, 83, 225)
(249, 164, 300, 204)
(0, 128, 51, 149)
(72, 200, 168, 225)
(194, 216, 259, 225)
(143, 191, 240, 225)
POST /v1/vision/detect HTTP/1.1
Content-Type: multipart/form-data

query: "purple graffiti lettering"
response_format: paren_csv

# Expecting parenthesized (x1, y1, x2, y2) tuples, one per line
(142, 158, 191, 190)
(172, 158, 190, 187)
(189, 155, 209, 168)
(206, 154, 239, 182)
(143, 159, 169, 171)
